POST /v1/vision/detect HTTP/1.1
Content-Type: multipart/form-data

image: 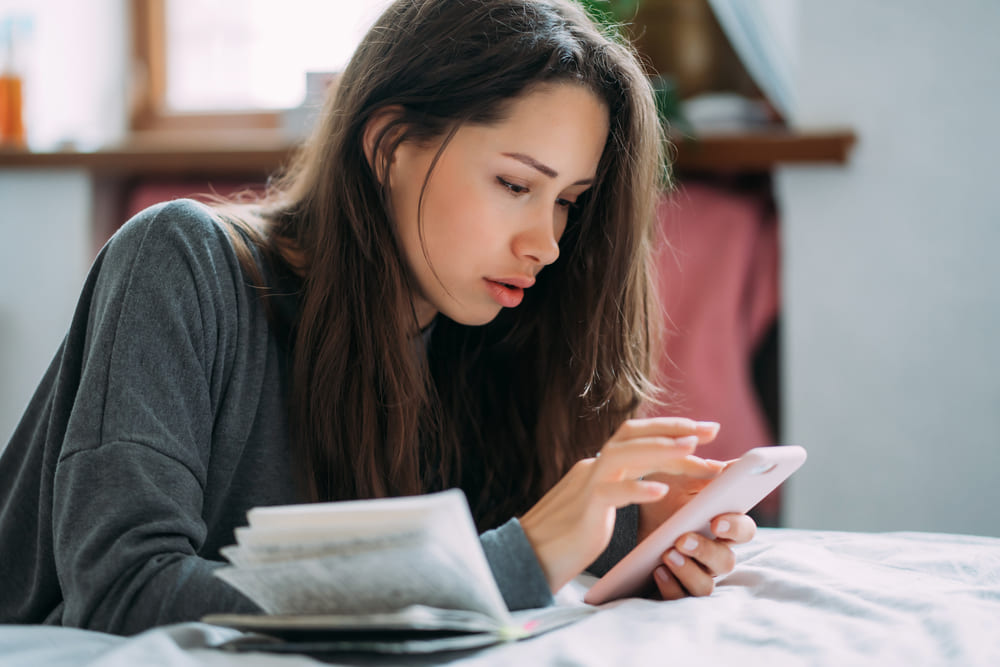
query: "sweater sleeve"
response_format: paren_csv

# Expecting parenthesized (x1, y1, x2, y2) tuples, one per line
(50, 202, 262, 634)
(479, 518, 554, 610)
(479, 506, 638, 611)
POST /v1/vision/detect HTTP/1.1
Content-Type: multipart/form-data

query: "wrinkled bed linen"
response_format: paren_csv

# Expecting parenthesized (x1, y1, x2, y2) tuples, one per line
(1, 529, 998, 666)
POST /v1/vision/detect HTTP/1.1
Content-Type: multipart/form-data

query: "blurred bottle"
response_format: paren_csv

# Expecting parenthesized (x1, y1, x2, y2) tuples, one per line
(0, 15, 30, 149)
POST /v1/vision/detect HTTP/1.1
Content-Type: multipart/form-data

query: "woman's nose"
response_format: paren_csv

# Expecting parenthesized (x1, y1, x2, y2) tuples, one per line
(512, 210, 561, 267)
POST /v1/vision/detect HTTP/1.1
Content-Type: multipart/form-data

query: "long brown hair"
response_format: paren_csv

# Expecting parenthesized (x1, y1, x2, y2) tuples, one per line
(217, 0, 667, 529)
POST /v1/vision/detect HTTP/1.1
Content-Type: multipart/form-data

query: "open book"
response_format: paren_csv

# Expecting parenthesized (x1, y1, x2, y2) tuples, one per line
(203, 489, 595, 654)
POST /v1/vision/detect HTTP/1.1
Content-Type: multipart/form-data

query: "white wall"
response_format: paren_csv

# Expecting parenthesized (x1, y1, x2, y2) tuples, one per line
(777, 1, 1000, 536)
(0, 171, 92, 440)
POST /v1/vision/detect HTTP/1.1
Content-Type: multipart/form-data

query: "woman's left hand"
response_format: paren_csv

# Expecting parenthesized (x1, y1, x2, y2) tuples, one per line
(638, 467, 758, 600)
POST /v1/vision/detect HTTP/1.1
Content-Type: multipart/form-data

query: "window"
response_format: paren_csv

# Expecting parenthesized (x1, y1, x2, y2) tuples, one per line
(131, 0, 391, 130)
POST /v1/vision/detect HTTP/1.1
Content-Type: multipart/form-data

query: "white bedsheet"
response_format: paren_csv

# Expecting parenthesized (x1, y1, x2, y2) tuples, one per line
(2, 529, 998, 666)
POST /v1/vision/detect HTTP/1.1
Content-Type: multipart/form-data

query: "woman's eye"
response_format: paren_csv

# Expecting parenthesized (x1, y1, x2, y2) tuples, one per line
(497, 177, 528, 195)
(497, 177, 578, 210)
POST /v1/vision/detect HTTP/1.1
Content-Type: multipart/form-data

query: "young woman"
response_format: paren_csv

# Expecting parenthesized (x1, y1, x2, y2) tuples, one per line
(0, 0, 754, 634)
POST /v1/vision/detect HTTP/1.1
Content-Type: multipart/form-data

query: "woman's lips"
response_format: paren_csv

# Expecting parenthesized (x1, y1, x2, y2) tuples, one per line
(484, 279, 525, 308)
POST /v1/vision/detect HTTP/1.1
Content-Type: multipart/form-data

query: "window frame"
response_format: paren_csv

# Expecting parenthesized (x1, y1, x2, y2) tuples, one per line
(129, 0, 280, 132)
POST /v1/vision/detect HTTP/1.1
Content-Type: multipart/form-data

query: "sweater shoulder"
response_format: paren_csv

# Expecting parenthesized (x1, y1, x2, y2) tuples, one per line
(98, 198, 261, 300)
(107, 198, 234, 263)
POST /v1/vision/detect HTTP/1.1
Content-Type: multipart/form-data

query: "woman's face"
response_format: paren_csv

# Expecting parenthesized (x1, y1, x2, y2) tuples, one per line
(386, 83, 609, 328)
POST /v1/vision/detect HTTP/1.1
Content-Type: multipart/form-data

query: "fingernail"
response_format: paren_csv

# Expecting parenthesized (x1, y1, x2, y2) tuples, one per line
(655, 565, 670, 582)
(681, 536, 698, 553)
(716, 519, 731, 536)
(667, 550, 685, 567)
(676, 435, 699, 448)
(697, 421, 721, 433)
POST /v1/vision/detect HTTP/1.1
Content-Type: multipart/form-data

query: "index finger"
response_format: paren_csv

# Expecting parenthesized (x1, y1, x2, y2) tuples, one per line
(596, 446, 725, 481)
(613, 418, 720, 442)
(675, 455, 727, 479)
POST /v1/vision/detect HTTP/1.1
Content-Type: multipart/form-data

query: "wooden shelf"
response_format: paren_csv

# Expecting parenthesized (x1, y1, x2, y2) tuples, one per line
(671, 127, 856, 172)
(0, 130, 293, 177)
(0, 127, 855, 177)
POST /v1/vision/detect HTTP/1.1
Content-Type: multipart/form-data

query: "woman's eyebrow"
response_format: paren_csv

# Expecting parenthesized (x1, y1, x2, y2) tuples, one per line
(501, 152, 594, 185)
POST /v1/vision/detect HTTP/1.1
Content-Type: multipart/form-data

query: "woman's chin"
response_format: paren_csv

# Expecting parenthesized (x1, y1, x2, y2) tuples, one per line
(442, 304, 503, 327)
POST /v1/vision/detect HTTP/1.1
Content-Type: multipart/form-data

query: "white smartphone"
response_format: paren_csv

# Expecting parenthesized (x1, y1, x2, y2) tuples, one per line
(583, 445, 807, 605)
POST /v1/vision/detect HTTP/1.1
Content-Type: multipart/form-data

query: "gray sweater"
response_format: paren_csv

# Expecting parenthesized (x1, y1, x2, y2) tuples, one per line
(0, 199, 635, 635)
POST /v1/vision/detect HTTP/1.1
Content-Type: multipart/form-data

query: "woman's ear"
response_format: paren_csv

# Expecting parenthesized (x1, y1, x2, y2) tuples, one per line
(363, 106, 404, 186)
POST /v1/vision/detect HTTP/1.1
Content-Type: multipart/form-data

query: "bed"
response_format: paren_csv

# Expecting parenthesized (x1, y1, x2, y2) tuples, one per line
(2, 528, 998, 666)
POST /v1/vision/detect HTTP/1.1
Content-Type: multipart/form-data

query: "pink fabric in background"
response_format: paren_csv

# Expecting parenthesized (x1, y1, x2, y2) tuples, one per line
(649, 181, 780, 510)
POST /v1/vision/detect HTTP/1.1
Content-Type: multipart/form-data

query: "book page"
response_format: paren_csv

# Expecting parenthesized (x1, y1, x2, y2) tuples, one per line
(214, 490, 511, 623)
(205, 576, 601, 654)
(204, 604, 503, 634)
(221, 528, 426, 566)
(245, 491, 458, 533)
(216, 537, 508, 619)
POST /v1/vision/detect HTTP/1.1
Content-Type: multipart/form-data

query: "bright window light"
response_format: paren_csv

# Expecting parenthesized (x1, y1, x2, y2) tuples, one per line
(164, 0, 392, 111)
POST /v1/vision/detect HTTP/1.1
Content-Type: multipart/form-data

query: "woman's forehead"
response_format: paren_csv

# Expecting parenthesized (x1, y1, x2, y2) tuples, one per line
(457, 84, 609, 175)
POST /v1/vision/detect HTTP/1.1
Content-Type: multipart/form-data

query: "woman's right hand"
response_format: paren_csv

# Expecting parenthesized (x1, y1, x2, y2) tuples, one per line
(518, 417, 723, 593)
